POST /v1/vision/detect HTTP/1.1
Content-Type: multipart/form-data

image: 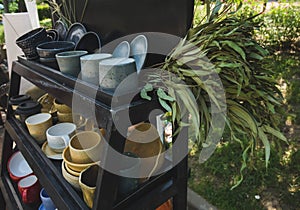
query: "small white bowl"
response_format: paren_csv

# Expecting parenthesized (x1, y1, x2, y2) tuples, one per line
(7, 151, 33, 182)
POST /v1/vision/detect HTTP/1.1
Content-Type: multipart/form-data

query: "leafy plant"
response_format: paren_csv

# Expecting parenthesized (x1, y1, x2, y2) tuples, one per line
(45, 0, 89, 26)
(141, 2, 287, 188)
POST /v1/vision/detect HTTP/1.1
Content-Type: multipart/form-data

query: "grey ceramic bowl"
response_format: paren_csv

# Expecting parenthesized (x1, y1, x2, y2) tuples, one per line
(37, 41, 75, 58)
(56, 50, 88, 77)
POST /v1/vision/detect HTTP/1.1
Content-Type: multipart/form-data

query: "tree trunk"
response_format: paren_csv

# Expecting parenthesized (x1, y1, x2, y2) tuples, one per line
(18, 0, 27, 12)
(3, 0, 9, 13)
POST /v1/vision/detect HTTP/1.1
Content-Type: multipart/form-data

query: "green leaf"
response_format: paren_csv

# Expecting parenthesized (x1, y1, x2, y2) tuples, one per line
(140, 88, 151, 101)
(266, 102, 275, 114)
(157, 88, 175, 102)
(221, 40, 246, 61)
(254, 44, 268, 56)
(144, 83, 153, 92)
(158, 97, 172, 112)
(258, 127, 271, 168)
(249, 52, 263, 60)
(218, 62, 242, 68)
(262, 125, 288, 143)
(230, 144, 251, 190)
(228, 100, 258, 137)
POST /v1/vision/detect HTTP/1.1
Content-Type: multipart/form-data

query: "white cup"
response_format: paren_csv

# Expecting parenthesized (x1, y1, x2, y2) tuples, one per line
(99, 57, 138, 92)
(80, 53, 112, 85)
(46, 123, 76, 152)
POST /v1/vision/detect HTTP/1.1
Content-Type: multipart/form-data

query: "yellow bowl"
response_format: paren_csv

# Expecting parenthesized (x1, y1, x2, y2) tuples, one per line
(61, 161, 81, 191)
(65, 162, 80, 177)
(53, 99, 71, 113)
(62, 146, 99, 173)
(57, 111, 73, 123)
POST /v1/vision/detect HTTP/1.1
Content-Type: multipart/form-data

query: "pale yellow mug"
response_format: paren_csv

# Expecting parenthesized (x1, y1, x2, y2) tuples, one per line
(69, 131, 102, 164)
(25, 113, 52, 144)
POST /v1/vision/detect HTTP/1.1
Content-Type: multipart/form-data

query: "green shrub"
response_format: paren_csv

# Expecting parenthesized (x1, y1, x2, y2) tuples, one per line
(0, 25, 4, 45)
(37, 3, 51, 20)
(260, 4, 300, 50)
(236, 3, 300, 50)
(39, 18, 52, 29)
(8, 1, 18, 13)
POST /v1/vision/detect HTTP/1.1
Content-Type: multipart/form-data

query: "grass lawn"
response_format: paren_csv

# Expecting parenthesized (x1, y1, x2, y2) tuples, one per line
(188, 52, 300, 210)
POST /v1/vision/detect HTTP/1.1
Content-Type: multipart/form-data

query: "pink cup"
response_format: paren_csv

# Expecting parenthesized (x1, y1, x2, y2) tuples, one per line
(17, 175, 40, 204)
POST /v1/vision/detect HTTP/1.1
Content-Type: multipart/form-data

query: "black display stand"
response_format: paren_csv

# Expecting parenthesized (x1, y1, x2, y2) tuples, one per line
(0, 57, 188, 210)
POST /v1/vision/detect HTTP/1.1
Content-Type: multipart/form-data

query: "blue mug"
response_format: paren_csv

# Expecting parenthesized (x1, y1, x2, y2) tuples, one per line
(40, 188, 56, 210)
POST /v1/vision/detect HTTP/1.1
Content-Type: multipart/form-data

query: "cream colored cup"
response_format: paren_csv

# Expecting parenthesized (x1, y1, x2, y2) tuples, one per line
(63, 147, 98, 172)
(25, 113, 52, 144)
(79, 164, 99, 208)
(46, 123, 76, 152)
(69, 131, 102, 163)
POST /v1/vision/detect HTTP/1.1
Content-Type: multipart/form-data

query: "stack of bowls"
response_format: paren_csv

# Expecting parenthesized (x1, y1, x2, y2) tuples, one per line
(52, 99, 72, 123)
(36, 41, 75, 69)
(62, 131, 102, 191)
(9, 94, 31, 111)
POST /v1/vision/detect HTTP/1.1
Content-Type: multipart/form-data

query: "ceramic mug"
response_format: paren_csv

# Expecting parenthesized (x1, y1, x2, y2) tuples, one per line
(79, 164, 99, 208)
(25, 113, 52, 144)
(80, 53, 112, 85)
(99, 57, 138, 91)
(17, 175, 40, 204)
(40, 188, 56, 210)
(53, 99, 71, 113)
(69, 131, 102, 164)
(46, 123, 76, 152)
(56, 50, 88, 77)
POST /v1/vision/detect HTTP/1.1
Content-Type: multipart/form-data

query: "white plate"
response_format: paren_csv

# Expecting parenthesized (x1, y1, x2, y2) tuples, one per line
(65, 22, 87, 45)
(112, 41, 130, 58)
(8, 151, 33, 178)
(130, 35, 148, 74)
(42, 141, 63, 160)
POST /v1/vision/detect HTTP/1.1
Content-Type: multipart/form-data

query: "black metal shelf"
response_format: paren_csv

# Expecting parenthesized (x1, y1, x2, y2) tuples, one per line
(0, 171, 25, 210)
(0, 58, 188, 210)
(4, 117, 89, 210)
(2, 117, 180, 210)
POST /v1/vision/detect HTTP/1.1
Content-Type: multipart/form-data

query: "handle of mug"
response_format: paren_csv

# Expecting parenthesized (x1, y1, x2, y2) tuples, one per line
(61, 135, 70, 147)
(22, 188, 29, 203)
